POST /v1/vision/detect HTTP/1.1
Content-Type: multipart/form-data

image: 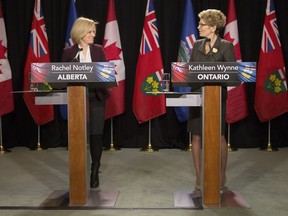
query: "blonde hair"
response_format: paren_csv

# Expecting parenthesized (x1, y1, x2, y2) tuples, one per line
(70, 17, 99, 44)
(198, 9, 226, 33)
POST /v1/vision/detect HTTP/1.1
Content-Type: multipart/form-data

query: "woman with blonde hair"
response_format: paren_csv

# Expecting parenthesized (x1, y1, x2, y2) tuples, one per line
(61, 17, 110, 188)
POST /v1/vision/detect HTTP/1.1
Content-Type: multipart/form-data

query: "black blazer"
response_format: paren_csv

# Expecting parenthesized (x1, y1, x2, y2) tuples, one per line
(61, 44, 110, 101)
(190, 37, 236, 62)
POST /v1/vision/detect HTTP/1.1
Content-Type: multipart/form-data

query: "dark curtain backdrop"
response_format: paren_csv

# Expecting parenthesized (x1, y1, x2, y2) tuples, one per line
(1, 0, 288, 149)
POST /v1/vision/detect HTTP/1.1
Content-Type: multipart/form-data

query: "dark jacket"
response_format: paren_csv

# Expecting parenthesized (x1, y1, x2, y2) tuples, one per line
(190, 37, 236, 62)
(61, 44, 110, 101)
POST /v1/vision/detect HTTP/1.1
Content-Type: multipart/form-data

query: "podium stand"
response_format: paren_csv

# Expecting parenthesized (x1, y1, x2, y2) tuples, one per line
(67, 85, 89, 205)
(171, 62, 256, 207)
(203, 85, 221, 206)
(31, 62, 115, 206)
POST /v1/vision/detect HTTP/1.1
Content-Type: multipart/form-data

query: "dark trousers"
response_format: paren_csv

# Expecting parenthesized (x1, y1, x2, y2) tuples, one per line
(90, 134, 103, 165)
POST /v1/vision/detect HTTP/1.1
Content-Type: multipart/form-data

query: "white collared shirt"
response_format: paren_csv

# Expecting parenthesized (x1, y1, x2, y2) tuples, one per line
(79, 46, 92, 63)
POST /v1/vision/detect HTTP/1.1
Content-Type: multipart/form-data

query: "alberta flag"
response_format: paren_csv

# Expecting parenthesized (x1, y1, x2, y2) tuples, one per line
(224, 0, 248, 124)
(174, 0, 198, 122)
(104, 0, 125, 119)
(23, 0, 54, 125)
(0, 1, 14, 116)
(254, 0, 288, 122)
(65, 0, 77, 47)
(60, 0, 78, 120)
(133, 0, 166, 123)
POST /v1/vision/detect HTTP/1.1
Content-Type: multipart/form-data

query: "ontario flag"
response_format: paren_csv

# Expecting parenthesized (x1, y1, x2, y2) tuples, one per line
(0, 1, 14, 116)
(23, 0, 54, 125)
(174, 0, 198, 122)
(103, 0, 125, 119)
(132, 0, 166, 123)
(224, 0, 248, 124)
(254, 0, 288, 122)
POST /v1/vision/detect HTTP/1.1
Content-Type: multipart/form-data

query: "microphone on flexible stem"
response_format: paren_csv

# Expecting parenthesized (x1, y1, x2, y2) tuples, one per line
(205, 38, 215, 60)
(72, 47, 83, 62)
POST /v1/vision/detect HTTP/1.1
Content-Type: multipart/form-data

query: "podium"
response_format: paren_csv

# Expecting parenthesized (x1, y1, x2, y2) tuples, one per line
(171, 62, 256, 207)
(31, 62, 116, 206)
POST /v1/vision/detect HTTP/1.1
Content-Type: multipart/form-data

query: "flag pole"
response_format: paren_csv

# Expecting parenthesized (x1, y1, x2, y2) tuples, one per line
(0, 117, 11, 154)
(33, 125, 43, 151)
(104, 117, 121, 152)
(260, 120, 278, 152)
(0, 117, 4, 154)
(141, 119, 158, 152)
(227, 124, 238, 152)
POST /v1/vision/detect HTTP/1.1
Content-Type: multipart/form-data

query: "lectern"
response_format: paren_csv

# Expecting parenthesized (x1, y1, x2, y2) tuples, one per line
(31, 62, 115, 206)
(171, 62, 256, 207)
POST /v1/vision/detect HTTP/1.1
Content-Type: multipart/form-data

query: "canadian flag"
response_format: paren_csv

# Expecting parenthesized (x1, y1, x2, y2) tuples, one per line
(103, 0, 125, 119)
(0, 2, 14, 116)
(224, 0, 248, 124)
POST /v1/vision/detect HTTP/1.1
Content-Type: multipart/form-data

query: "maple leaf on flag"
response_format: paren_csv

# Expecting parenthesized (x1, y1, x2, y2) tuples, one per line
(0, 40, 7, 59)
(103, 39, 122, 62)
(224, 32, 233, 42)
(224, 32, 242, 61)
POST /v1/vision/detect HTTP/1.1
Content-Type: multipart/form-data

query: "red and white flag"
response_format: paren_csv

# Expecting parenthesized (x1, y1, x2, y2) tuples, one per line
(23, 0, 54, 125)
(103, 0, 125, 119)
(254, 0, 288, 122)
(224, 0, 248, 124)
(0, 2, 14, 116)
(132, 0, 166, 123)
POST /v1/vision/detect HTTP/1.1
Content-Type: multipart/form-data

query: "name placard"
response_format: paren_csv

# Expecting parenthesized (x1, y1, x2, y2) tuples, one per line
(171, 62, 256, 87)
(31, 62, 116, 88)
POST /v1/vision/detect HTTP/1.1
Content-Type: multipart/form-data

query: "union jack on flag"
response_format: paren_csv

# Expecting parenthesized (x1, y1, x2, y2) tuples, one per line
(140, 1, 160, 55)
(30, 0, 49, 58)
(261, 1, 280, 53)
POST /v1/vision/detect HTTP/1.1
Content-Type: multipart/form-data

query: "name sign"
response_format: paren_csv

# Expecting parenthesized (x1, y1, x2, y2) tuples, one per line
(31, 62, 116, 88)
(171, 62, 256, 87)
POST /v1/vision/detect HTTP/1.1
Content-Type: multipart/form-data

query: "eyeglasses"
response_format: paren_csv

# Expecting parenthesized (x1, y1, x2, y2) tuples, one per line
(198, 22, 208, 27)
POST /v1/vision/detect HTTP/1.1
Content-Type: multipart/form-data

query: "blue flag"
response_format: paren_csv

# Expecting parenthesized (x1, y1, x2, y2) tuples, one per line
(65, 0, 78, 47)
(173, 0, 198, 122)
(60, 0, 78, 120)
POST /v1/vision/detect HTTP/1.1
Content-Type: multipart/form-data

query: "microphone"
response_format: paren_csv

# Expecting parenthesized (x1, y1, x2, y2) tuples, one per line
(205, 38, 215, 59)
(72, 47, 83, 62)
(205, 38, 211, 43)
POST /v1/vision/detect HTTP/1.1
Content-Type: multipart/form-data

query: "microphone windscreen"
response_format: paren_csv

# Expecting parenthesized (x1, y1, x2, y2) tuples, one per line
(205, 38, 211, 43)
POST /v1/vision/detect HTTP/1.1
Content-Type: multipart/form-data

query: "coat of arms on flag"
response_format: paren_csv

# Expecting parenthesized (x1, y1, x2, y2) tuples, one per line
(141, 70, 163, 95)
